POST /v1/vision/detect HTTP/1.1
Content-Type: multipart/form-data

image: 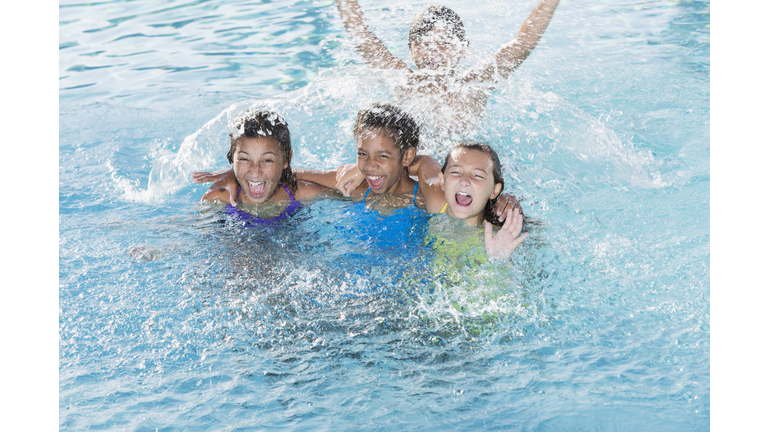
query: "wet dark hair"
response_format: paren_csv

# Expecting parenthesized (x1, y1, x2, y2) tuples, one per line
(408, 5, 468, 49)
(353, 103, 419, 156)
(441, 141, 505, 226)
(227, 110, 297, 194)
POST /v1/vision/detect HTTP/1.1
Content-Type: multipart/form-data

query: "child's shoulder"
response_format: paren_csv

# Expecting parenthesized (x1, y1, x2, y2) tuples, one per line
(201, 186, 232, 203)
(293, 180, 325, 200)
(347, 181, 370, 202)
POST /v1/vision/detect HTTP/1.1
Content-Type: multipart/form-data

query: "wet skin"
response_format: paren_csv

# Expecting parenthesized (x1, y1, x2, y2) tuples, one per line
(233, 136, 290, 205)
(438, 148, 502, 226)
(410, 28, 466, 72)
(356, 129, 416, 196)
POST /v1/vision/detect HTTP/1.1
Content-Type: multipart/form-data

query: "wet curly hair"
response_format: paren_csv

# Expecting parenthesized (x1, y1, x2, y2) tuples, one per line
(408, 5, 468, 49)
(353, 103, 419, 156)
(227, 110, 297, 194)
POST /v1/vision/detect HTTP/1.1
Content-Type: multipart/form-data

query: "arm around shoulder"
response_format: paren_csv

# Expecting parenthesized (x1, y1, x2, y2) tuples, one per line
(410, 155, 447, 213)
(293, 180, 340, 201)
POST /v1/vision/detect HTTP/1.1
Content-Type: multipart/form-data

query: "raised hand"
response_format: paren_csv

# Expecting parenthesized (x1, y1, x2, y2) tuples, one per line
(485, 208, 528, 261)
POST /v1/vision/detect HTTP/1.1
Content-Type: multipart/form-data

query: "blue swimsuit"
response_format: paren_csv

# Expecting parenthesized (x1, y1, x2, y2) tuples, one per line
(361, 181, 419, 206)
(339, 181, 428, 251)
(225, 183, 303, 227)
(332, 181, 430, 297)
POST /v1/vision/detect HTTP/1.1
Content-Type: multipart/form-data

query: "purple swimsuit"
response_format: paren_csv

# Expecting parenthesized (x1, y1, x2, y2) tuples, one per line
(225, 183, 303, 226)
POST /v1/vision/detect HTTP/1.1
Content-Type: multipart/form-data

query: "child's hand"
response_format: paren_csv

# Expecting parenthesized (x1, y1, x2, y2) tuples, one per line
(191, 168, 230, 184)
(485, 208, 528, 261)
(335, 163, 364, 197)
(494, 193, 524, 222)
(192, 168, 238, 205)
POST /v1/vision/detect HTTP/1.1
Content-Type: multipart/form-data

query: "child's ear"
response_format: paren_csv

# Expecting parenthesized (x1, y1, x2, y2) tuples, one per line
(402, 147, 416, 166)
(490, 183, 502, 199)
(437, 172, 445, 191)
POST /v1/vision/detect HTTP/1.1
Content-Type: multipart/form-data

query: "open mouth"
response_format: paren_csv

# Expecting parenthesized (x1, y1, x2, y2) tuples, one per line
(247, 180, 266, 198)
(368, 175, 386, 190)
(455, 192, 473, 207)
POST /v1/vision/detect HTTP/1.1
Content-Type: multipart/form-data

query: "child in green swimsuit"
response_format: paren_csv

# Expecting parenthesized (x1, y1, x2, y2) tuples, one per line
(432, 141, 527, 261)
(420, 141, 528, 334)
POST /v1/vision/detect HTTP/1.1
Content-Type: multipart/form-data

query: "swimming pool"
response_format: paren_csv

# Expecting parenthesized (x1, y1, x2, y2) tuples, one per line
(59, 0, 710, 429)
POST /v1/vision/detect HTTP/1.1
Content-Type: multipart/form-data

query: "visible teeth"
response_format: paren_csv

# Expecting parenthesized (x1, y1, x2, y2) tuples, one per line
(369, 176, 382, 180)
(457, 192, 471, 196)
(248, 181, 264, 186)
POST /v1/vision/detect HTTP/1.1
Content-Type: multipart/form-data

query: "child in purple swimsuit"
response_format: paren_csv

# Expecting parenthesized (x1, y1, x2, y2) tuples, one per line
(201, 109, 330, 224)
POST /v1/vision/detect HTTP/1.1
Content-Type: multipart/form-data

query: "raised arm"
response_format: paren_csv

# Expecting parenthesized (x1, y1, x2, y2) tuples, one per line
(336, 0, 411, 70)
(475, 0, 560, 82)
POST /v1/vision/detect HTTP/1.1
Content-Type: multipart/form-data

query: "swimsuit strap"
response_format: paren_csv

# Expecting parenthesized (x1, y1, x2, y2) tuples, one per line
(440, 203, 447, 213)
(282, 183, 297, 202)
(227, 183, 302, 227)
(363, 187, 371, 201)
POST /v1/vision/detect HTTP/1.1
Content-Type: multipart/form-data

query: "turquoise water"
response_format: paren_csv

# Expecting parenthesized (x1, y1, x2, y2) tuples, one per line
(59, 0, 710, 429)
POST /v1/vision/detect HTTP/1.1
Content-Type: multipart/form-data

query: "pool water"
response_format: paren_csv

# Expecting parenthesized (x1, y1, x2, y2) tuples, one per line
(59, 0, 710, 430)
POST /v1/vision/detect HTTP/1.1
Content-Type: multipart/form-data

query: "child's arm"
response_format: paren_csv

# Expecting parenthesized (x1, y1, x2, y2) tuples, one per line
(336, 0, 410, 70)
(485, 208, 528, 261)
(192, 166, 350, 203)
(408, 155, 447, 213)
(474, 0, 560, 82)
(292, 168, 342, 190)
(192, 169, 238, 204)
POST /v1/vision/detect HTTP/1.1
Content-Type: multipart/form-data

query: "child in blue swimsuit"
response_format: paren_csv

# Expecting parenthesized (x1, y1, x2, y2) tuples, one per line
(201, 109, 331, 224)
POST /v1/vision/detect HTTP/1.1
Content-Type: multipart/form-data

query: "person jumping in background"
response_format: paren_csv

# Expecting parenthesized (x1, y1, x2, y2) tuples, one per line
(334, 0, 560, 149)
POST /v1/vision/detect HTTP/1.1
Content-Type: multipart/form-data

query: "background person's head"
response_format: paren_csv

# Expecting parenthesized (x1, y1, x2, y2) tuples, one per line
(439, 141, 505, 226)
(227, 110, 297, 204)
(353, 103, 419, 194)
(408, 5, 468, 70)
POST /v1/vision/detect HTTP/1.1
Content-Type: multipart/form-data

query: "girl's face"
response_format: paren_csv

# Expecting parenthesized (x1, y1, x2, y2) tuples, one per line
(356, 129, 415, 195)
(438, 148, 502, 226)
(233, 136, 288, 205)
(410, 27, 466, 71)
